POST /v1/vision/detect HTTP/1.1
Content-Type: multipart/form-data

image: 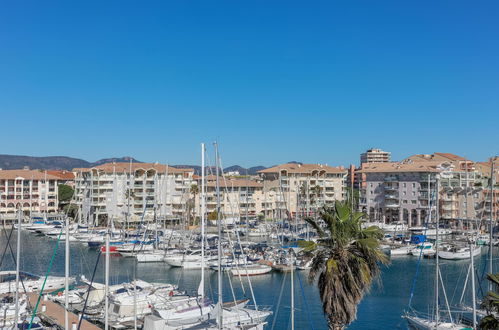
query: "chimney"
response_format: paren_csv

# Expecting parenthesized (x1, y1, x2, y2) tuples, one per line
(23, 166, 30, 170)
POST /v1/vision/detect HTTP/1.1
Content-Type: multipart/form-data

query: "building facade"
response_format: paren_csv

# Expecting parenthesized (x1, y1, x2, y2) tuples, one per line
(359, 153, 493, 228)
(73, 163, 195, 225)
(258, 163, 347, 218)
(360, 148, 391, 165)
(0, 169, 66, 217)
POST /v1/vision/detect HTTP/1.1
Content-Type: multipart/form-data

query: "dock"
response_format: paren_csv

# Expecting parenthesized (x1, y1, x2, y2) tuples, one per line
(28, 293, 101, 330)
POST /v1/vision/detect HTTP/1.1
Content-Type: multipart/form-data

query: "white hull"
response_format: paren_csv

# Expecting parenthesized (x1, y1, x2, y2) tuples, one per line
(390, 245, 413, 256)
(0, 271, 72, 295)
(230, 264, 272, 276)
(438, 246, 481, 260)
(137, 252, 165, 263)
(404, 315, 470, 330)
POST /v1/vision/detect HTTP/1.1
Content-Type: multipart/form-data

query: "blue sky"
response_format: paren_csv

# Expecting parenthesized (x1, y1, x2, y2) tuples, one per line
(1, 1, 498, 167)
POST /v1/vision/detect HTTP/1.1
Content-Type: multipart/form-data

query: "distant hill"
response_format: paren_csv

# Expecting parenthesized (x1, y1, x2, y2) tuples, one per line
(0, 154, 285, 175)
(0, 154, 141, 171)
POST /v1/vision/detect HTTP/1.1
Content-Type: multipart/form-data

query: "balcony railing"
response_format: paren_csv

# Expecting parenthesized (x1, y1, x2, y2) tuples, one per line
(385, 203, 399, 208)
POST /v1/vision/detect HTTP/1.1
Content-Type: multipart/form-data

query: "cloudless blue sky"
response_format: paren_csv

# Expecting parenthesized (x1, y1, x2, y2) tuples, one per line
(1, 1, 498, 167)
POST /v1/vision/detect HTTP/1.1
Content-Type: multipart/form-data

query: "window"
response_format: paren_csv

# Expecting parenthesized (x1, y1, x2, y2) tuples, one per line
(411, 200, 417, 205)
(412, 183, 416, 188)
(403, 183, 406, 188)
(412, 191, 416, 196)
(403, 191, 406, 196)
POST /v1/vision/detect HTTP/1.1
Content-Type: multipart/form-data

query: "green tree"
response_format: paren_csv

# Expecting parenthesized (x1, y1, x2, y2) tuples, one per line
(124, 188, 135, 200)
(188, 184, 199, 225)
(63, 203, 79, 219)
(58, 184, 74, 209)
(300, 201, 389, 329)
(479, 273, 499, 330)
(208, 210, 219, 221)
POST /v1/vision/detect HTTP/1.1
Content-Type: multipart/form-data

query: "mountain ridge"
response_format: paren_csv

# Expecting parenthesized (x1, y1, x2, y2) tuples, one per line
(0, 154, 268, 175)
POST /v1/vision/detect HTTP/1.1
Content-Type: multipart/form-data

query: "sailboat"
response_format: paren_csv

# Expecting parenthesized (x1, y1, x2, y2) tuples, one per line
(194, 142, 272, 329)
(142, 144, 215, 329)
(404, 174, 471, 330)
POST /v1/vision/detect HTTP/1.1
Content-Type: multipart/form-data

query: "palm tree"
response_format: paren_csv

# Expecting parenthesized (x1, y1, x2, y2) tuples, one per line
(301, 200, 389, 329)
(479, 273, 499, 330)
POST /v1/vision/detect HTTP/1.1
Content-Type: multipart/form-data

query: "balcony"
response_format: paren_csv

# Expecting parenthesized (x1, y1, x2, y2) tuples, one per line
(418, 192, 429, 199)
(385, 194, 398, 199)
(384, 185, 399, 191)
(385, 203, 399, 208)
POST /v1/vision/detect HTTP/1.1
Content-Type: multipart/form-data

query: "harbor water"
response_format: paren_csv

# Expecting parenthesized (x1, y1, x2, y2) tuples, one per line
(1, 230, 497, 329)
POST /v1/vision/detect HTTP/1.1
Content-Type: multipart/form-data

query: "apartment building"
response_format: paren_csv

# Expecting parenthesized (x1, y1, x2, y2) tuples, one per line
(359, 153, 489, 227)
(73, 162, 195, 225)
(360, 148, 391, 165)
(0, 169, 66, 216)
(196, 177, 267, 219)
(258, 163, 347, 218)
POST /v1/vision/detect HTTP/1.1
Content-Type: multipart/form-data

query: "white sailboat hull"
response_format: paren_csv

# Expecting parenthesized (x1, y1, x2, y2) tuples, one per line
(404, 315, 471, 330)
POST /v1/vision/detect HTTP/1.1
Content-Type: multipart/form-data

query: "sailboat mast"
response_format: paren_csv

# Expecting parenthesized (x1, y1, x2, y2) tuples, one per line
(435, 175, 440, 328)
(470, 239, 477, 329)
(489, 159, 495, 290)
(290, 249, 295, 330)
(65, 210, 70, 330)
(200, 143, 206, 299)
(14, 207, 21, 326)
(105, 218, 110, 330)
(214, 142, 223, 329)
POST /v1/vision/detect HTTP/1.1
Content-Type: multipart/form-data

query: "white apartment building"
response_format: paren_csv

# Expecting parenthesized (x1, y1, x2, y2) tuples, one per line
(73, 163, 195, 225)
(258, 163, 347, 218)
(0, 169, 65, 218)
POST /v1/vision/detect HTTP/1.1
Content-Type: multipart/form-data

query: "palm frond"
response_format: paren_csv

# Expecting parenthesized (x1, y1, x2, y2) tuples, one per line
(304, 216, 325, 237)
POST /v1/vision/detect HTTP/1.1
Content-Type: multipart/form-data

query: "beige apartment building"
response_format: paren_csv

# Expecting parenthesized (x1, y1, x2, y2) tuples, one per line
(73, 162, 195, 225)
(258, 163, 347, 218)
(359, 153, 494, 228)
(360, 148, 391, 164)
(0, 169, 68, 218)
(197, 177, 267, 220)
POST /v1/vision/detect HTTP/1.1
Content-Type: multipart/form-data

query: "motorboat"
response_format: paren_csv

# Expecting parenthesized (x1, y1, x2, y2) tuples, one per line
(409, 243, 436, 257)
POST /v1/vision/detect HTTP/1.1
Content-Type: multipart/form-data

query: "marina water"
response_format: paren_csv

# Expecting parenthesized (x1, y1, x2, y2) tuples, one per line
(1, 230, 497, 329)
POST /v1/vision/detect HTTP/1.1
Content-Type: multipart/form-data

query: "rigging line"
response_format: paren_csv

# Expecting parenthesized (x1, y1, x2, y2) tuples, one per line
(0, 224, 14, 268)
(296, 271, 315, 330)
(218, 157, 259, 308)
(77, 251, 102, 330)
(271, 272, 288, 330)
(438, 267, 454, 324)
(2, 224, 30, 306)
(28, 228, 64, 330)
(474, 266, 485, 300)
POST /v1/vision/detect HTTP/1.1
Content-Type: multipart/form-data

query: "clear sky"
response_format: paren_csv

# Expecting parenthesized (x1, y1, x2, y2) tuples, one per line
(1, 1, 498, 167)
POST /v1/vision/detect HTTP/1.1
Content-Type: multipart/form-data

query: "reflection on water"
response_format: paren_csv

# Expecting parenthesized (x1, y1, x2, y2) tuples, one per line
(1, 230, 497, 329)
